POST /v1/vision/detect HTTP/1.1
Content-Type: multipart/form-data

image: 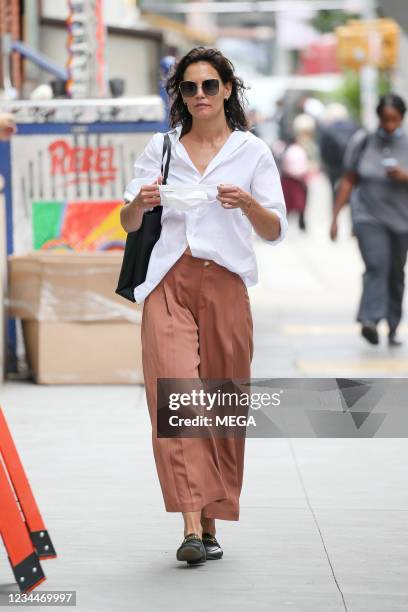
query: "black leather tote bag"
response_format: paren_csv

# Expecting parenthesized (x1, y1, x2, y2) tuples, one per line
(115, 133, 171, 302)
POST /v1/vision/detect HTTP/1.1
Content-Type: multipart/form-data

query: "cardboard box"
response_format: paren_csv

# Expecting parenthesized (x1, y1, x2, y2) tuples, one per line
(22, 320, 143, 385)
(7, 251, 141, 323)
(7, 252, 144, 384)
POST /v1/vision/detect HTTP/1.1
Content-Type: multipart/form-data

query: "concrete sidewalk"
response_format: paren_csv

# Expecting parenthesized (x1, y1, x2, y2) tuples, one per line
(0, 382, 407, 612)
(0, 174, 407, 610)
(251, 172, 408, 378)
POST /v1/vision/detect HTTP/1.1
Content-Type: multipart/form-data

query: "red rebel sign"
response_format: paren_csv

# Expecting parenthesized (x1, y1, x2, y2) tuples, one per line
(48, 140, 117, 186)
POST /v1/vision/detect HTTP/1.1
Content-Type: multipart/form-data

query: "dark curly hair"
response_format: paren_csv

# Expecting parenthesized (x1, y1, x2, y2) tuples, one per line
(376, 93, 407, 119)
(166, 47, 250, 136)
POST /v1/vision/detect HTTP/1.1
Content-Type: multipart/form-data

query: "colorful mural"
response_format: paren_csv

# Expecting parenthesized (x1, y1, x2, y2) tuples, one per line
(10, 131, 153, 254)
(32, 200, 126, 251)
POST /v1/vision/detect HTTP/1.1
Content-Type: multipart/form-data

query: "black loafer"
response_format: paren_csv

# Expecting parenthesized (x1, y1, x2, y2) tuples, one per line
(176, 533, 206, 564)
(202, 532, 223, 560)
(361, 322, 379, 345)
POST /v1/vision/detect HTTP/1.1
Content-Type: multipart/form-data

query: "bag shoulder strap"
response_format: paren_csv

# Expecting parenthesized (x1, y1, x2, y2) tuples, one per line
(352, 129, 370, 159)
(161, 133, 172, 185)
(353, 130, 370, 182)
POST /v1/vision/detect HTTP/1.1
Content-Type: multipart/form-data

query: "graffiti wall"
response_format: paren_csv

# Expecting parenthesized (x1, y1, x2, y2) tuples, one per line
(10, 130, 153, 254)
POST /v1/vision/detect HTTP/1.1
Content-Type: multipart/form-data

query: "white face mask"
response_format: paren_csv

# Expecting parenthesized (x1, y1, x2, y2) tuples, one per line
(159, 185, 210, 211)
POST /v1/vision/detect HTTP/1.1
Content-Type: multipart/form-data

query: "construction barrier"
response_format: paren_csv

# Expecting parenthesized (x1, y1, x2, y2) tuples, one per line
(0, 407, 56, 592)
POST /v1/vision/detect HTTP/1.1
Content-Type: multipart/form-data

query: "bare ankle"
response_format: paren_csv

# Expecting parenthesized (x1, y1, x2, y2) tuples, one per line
(183, 521, 203, 538)
(183, 511, 203, 538)
(184, 527, 202, 538)
(201, 517, 216, 536)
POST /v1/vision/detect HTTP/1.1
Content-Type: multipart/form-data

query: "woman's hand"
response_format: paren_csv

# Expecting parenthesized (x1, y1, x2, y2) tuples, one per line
(386, 166, 408, 182)
(121, 176, 163, 232)
(132, 176, 163, 209)
(217, 184, 252, 213)
(217, 183, 281, 241)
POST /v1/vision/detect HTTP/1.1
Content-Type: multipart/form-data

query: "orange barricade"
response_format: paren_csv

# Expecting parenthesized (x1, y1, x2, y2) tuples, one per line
(0, 407, 56, 592)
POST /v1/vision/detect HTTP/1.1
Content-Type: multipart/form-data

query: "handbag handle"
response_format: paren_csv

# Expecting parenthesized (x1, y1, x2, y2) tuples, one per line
(161, 133, 171, 185)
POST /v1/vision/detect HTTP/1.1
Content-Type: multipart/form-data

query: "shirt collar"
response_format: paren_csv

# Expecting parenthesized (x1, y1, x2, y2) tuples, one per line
(171, 124, 251, 180)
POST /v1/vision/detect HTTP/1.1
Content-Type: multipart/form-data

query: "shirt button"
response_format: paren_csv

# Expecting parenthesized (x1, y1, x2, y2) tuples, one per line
(203, 260, 210, 267)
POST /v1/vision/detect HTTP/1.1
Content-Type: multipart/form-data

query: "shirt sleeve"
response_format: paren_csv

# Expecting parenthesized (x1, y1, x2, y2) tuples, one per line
(123, 132, 164, 201)
(250, 145, 288, 246)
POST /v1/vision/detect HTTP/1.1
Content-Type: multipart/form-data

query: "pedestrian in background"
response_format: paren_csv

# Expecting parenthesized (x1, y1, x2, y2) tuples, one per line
(280, 113, 319, 231)
(0, 113, 16, 140)
(330, 93, 408, 347)
(318, 103, 359, 201)
(280, 140, 309, 230)
(120, 47, 287, 565)
(293, 112, 320, 174)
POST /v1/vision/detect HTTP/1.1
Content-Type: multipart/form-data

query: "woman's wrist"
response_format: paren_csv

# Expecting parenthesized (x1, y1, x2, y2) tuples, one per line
(132, 194, 151, 212)
(240, 193, 254, 216)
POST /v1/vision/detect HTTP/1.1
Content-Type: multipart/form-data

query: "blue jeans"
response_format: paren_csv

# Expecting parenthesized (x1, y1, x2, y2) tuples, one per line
(353, 222, 408, 333)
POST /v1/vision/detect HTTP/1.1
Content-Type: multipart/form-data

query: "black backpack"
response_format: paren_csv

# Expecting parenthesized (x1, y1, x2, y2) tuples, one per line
(320, 120, 359, 170)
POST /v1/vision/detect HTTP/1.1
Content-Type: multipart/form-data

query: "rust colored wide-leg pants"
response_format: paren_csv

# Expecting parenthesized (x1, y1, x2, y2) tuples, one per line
(141, 252, 254, 520)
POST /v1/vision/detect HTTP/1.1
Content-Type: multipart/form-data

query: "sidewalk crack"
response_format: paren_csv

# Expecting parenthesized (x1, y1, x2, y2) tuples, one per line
(287, 438, 350, 612)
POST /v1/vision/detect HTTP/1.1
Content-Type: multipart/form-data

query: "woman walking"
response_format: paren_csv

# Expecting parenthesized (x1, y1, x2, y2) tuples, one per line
(330, 93, 408, 347)
(120, 47, 287, 564)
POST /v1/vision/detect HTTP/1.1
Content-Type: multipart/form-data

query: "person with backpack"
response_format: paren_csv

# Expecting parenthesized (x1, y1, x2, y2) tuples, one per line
(318, 103, 359, 200)
(330, 93, 408, 347)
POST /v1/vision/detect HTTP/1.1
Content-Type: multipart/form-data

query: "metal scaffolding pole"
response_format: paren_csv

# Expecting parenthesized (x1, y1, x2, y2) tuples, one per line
(360, 0, 379, 130)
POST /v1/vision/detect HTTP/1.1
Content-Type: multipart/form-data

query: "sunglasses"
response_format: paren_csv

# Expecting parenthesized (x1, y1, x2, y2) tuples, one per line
(179, 79, 220, 98)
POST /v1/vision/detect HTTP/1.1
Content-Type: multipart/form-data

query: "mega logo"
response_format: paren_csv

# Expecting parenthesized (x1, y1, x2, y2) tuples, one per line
(48, 140, 117, 186)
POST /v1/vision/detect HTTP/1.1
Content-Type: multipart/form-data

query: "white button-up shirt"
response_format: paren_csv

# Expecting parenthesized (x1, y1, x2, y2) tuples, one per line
(126, 125, 287, 304)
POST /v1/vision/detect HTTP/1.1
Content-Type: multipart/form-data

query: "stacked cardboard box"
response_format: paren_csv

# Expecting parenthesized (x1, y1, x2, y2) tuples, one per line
(7, 252, 143, 384)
